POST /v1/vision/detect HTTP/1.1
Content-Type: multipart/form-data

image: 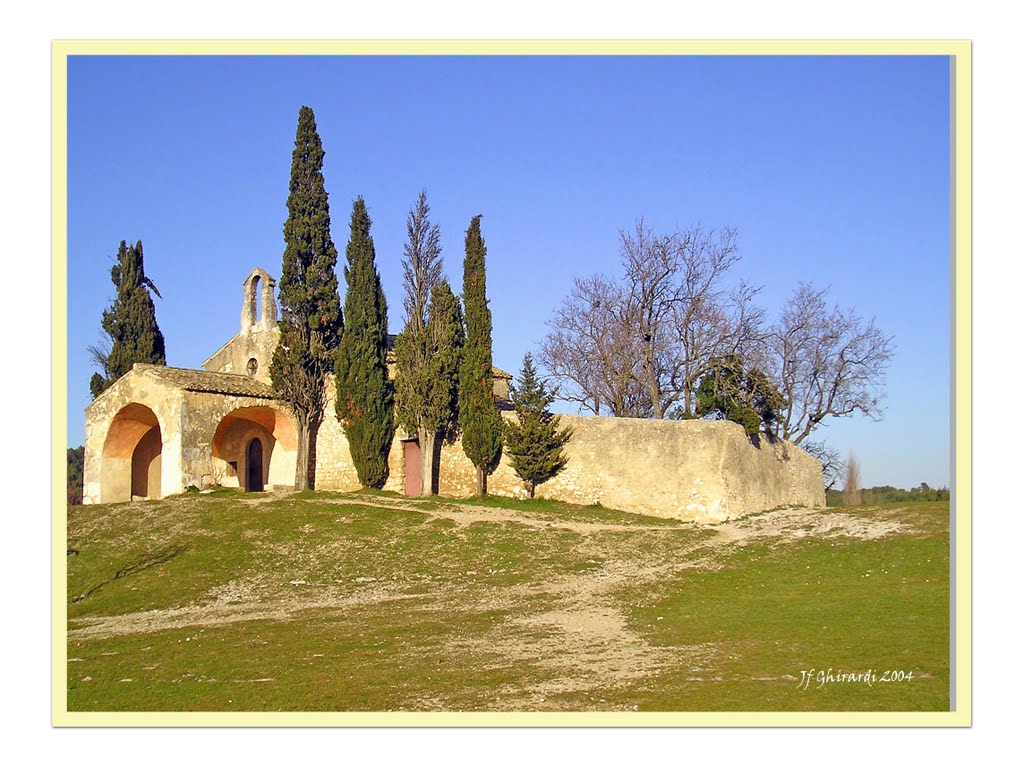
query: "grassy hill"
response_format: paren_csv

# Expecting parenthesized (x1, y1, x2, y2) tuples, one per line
(65, 491, 949, 712)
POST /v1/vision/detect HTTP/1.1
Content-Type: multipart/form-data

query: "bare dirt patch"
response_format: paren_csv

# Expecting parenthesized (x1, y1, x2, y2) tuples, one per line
(710, 506, 907, 546)
(68, 497, 918, 711)
(68, 581, 419, 639)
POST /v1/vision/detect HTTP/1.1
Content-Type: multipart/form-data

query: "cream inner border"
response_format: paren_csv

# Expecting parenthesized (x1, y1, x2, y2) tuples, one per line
(51, 39, 972, 727)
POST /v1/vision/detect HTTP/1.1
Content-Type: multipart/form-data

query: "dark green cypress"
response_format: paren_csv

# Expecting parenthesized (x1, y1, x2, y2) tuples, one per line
(458, 215, 503, 495)
(335, 198, 394, 488)
(504, 353, 573, 498)
(423, 280, 464, 444)
(270, 106, 343, 490)
(90, 239, 166, 399)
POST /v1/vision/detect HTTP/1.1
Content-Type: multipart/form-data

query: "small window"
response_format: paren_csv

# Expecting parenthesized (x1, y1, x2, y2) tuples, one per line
(247, 358, 258, 376)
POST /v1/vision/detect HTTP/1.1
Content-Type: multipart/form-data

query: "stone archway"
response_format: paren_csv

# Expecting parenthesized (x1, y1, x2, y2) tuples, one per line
(211, 406, 297, 491)
(100, 403, 163, 502)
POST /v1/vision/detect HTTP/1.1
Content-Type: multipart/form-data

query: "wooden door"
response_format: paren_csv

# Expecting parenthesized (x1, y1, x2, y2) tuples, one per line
(246, 438, 264, 492)
(404, 440, 421, 497)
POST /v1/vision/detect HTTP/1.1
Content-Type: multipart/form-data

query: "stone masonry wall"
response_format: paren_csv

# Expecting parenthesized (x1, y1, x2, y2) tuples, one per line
(202, 325, 281, 385)
(312, 407, 825, 523)
(178, 390, 297, 491)
(429, 414, 823, 523)
(314, 375, 405, 494)
(83, 372, 185, 503)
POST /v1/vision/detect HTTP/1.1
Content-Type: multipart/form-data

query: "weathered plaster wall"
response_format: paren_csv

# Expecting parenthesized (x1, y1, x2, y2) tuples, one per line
(306, 407, 824, 522)
(180, 391, 297, 491)
(542, 415, 824, 521)
(83, 372, 184, 504)
(428, 414, 821, 522)
(202, 326, 280, 385)
(313, 375, 405, 493)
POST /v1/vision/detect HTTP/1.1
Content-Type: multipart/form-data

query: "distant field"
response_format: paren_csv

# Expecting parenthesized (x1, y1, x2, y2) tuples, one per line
(65, 491, 949, 712)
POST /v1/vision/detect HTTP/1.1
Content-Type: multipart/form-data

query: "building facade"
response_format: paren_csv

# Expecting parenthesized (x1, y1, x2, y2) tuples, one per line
(82, 267, 824, 522)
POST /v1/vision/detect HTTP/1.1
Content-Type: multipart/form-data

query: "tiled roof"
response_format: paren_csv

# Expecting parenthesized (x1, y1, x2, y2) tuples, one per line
(134, 364, 278, 399)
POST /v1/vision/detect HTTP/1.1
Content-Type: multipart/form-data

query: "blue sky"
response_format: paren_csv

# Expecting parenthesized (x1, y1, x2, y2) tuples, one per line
(65, 54, 951, 489)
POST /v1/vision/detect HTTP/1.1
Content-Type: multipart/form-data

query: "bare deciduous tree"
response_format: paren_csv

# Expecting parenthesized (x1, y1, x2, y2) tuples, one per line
(539, 274, 651, 417)
(87, 337, 113, 383)
(541, 220, 762, 419)
(666, 225, 745, 417)
(769, 283, 896, 445)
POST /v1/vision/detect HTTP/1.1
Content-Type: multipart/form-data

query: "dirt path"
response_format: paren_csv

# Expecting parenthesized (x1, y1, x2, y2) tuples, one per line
(68, 499, 909, 711)
(368, 499, 909, 710)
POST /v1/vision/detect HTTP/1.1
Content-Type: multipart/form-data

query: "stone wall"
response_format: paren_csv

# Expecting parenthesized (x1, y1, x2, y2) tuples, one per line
(536, 415, 824, 522)
(313, 375, 405, 494)
(179, 391, 298, 492)
(202, 325, 280, 385)
(83, 372, 185, 503)
(401, 414, 821, 523)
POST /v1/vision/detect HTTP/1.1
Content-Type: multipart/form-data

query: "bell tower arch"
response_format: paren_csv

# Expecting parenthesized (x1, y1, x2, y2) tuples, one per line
(203, 266, 282, 382)
(240, 267, 278, 335)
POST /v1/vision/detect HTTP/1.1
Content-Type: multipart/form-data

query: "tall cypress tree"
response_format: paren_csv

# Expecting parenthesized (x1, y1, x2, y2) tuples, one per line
(394, 192, 456, 495)
(335, 197, 394, 488)
(458, 215, 503, 495)
(422, 280, 465, 494)
(90, 239, 166, 399)
(270, 106, 343, 491)
(504, 353, 573, 498)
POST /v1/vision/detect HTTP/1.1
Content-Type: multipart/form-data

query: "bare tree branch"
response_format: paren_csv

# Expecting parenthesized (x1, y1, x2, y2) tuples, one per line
(769, 283, 895, 444)
(541, 220, 762, 419)
(802, 440, 846, 492)
(539, 274, 651, 417)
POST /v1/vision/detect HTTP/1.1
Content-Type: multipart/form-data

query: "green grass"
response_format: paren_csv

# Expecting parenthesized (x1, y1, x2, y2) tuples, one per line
(623, 534, 948, 710)
(66, 493, 949, 712)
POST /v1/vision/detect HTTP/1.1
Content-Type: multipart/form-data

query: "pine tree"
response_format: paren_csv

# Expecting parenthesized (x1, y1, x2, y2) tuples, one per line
(695, 354, 784, 439)
(90, 239, 166, 399)
(504, 354, 573, 498)
(394, 192, 455, 495)
(270, 106, 343, 490)
(335, 198, 394, 488)
(458, 215, 503, 495)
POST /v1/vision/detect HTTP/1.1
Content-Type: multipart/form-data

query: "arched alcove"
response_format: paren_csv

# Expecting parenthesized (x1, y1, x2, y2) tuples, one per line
(100, 403, 164, 502)
(211, 406, 297, 491)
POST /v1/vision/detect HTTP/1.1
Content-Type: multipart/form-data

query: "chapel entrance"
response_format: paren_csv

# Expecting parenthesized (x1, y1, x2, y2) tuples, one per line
(246, 438, 264, 492)
(404, 440, 421, 497)
(212, 406, 296, 491)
